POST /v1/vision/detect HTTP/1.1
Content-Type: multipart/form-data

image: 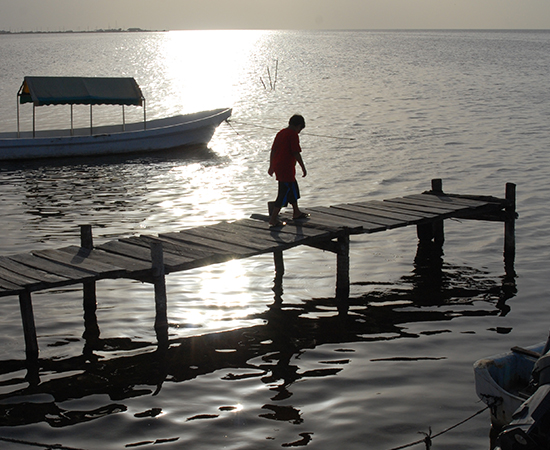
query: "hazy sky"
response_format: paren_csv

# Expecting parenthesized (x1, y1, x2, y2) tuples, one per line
(1, 0, 549, 31)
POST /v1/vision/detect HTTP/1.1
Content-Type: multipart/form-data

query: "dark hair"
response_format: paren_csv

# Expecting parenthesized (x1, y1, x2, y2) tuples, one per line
(289, 114, 305, 128)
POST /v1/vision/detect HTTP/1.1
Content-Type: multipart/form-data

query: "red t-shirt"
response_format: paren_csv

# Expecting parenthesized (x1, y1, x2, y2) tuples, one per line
(270, 128, 301, 182)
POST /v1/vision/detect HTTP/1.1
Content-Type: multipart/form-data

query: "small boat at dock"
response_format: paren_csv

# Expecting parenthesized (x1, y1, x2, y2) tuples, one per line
(0, 76, 231, 161)
(474, 335, 550, 449)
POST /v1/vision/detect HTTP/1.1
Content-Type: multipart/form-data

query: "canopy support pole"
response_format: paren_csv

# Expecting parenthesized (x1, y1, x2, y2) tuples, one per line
(71, 105, 74, 136)
(122, 105, 126, 131)
(17, 96, 20, 138)
(90, 105, 93, 135)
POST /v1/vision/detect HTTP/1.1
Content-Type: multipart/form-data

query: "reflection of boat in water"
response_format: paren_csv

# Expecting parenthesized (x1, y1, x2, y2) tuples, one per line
(474, 336, 550, 449)
(0, 76, 231, 161)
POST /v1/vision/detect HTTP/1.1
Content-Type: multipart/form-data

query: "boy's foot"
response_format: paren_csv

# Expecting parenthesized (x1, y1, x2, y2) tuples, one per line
(269, 220, 286, 229)
(293, 212, 310, 220)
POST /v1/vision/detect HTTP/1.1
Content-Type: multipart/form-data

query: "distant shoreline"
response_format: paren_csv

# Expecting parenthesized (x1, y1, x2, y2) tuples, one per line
(0, 28, 164, 35)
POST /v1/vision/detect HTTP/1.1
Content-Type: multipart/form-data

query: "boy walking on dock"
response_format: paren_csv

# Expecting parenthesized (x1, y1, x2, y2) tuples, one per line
(268, 114, 308, 228)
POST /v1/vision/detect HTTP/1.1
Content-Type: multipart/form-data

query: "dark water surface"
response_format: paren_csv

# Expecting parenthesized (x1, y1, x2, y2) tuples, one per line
(0, 30, 550, 449)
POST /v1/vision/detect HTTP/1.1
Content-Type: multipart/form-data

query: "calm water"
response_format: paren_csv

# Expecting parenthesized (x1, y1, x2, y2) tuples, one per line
(0, 30, 550, 450)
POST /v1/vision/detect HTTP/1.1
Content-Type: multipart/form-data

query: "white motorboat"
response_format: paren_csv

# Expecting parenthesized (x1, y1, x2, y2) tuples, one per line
(0, 76, 231, 161)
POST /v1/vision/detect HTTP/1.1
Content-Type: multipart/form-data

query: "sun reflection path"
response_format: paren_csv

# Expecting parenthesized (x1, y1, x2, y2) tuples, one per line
(169, 259, 266, 335)
(156, 30, 269, 116)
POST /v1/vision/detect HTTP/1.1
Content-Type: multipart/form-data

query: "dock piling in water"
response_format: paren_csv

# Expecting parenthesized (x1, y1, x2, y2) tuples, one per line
(151, 241, 169, 347)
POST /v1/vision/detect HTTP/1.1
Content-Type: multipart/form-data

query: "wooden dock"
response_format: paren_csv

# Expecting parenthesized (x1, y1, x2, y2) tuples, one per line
(0, 179, 516, 364)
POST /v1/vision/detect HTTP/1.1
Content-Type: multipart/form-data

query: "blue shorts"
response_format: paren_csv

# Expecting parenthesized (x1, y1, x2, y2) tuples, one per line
(274, 181, 300, 207)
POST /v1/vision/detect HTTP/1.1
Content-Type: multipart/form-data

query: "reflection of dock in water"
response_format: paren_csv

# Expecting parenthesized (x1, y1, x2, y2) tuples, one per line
(0, 179, 516, 365)
(0, 264, 507, 428)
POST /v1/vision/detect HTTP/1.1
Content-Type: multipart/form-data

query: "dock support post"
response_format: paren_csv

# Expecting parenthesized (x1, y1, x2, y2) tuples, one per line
(504, 183, 516, 277)
(417, 178, 445, 244)
(80, 225, 100, 351)
(19, 290, 39, 361)
(336, 234, 350, 300)
(80, 224, 94, 250)
(151, 241, 169, 348)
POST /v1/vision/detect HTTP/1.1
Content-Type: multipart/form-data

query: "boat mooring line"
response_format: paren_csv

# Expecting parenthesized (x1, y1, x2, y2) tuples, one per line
(0, 435, 87, 450)
(226, 118, 355, 140)
(224, 118, 253, 143)
(386, 405, 489, 450)
(0, 406, 490, 450)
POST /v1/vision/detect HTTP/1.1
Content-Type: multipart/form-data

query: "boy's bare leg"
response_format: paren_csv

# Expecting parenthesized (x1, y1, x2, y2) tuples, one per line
(291, 202, 305, 219)
(269, 206, 282, 226)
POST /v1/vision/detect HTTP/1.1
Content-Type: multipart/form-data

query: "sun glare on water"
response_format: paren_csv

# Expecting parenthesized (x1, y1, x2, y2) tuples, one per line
(155, 30, 268, 115)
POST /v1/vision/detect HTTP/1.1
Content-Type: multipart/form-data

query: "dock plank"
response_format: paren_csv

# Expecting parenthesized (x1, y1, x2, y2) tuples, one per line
(118, 238, 198, 270)
(417, 193, 491, 208)
(303, 207, 382, 232)
(0, 260, 53, 289)
(355, 200, 439, 219)
(238, 218, 333, 240)
(0, 274, 24, 292)
(33, 247, 127, 277)
(97, 240, 154, 262)
(161, 231, 258, 257)
(73, 248, 152, 275)
(391, 195, 472, 213)
(127, 235, 216, 261)
(119, 236, 231, 272)
(382, 198, 459, 215)
(332, 203, 425, 223)
(178, 227, 268, 252)
(227, 220, 335, 249)
(7, 253, 96, 282)
(212, 221, 310, 249)
(318, 205, 404, 228)
(0, 256, 70, 285)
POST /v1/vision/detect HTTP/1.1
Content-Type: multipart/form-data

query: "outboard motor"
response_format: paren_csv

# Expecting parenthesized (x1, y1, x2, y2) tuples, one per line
(494, 350, 550, 450)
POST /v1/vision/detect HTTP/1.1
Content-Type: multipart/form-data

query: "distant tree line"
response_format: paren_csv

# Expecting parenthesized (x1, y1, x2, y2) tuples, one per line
(0, 28, 161, 35)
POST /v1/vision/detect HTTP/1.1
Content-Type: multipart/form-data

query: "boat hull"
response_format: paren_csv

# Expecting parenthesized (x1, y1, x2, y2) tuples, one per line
(0, 108, 231, 161)
(474, 342, 545, 428)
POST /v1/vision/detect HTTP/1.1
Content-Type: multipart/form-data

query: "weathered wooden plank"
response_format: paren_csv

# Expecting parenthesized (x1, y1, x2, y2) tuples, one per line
(234, 218, 333, 240)
(127, 235, 216, 261)
(417, 193, 491, 208)
(120, 236, 232, 273)
(232, 220, 337, 249)
(7, 253, 96, 282)
(211, 221, 307, 249)
(179, 227, 268, 252)
(0, 275, 23, 291)
(382, 198, 458, 214)
(355, 200, 439, 219)
(390, 195, 470, 213)
(97, 240, 154, 262)
(0, 266, 47, 294)
(317, 205, 403, 228)
(336, 202, 426, 223)
(0, 263, 45, 289)
(75, 248, 151, 274)
(414, 193, 487, 208)
(0, 256, 69, 284)
(303, 207, 381, 232)
(118, 238, 197, 270)
(162, 231, 259, 257)
(33, 247, 127, 277)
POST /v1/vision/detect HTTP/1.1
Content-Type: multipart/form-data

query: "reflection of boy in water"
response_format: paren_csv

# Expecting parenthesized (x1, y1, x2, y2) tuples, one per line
(268, 115, 308, 228)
